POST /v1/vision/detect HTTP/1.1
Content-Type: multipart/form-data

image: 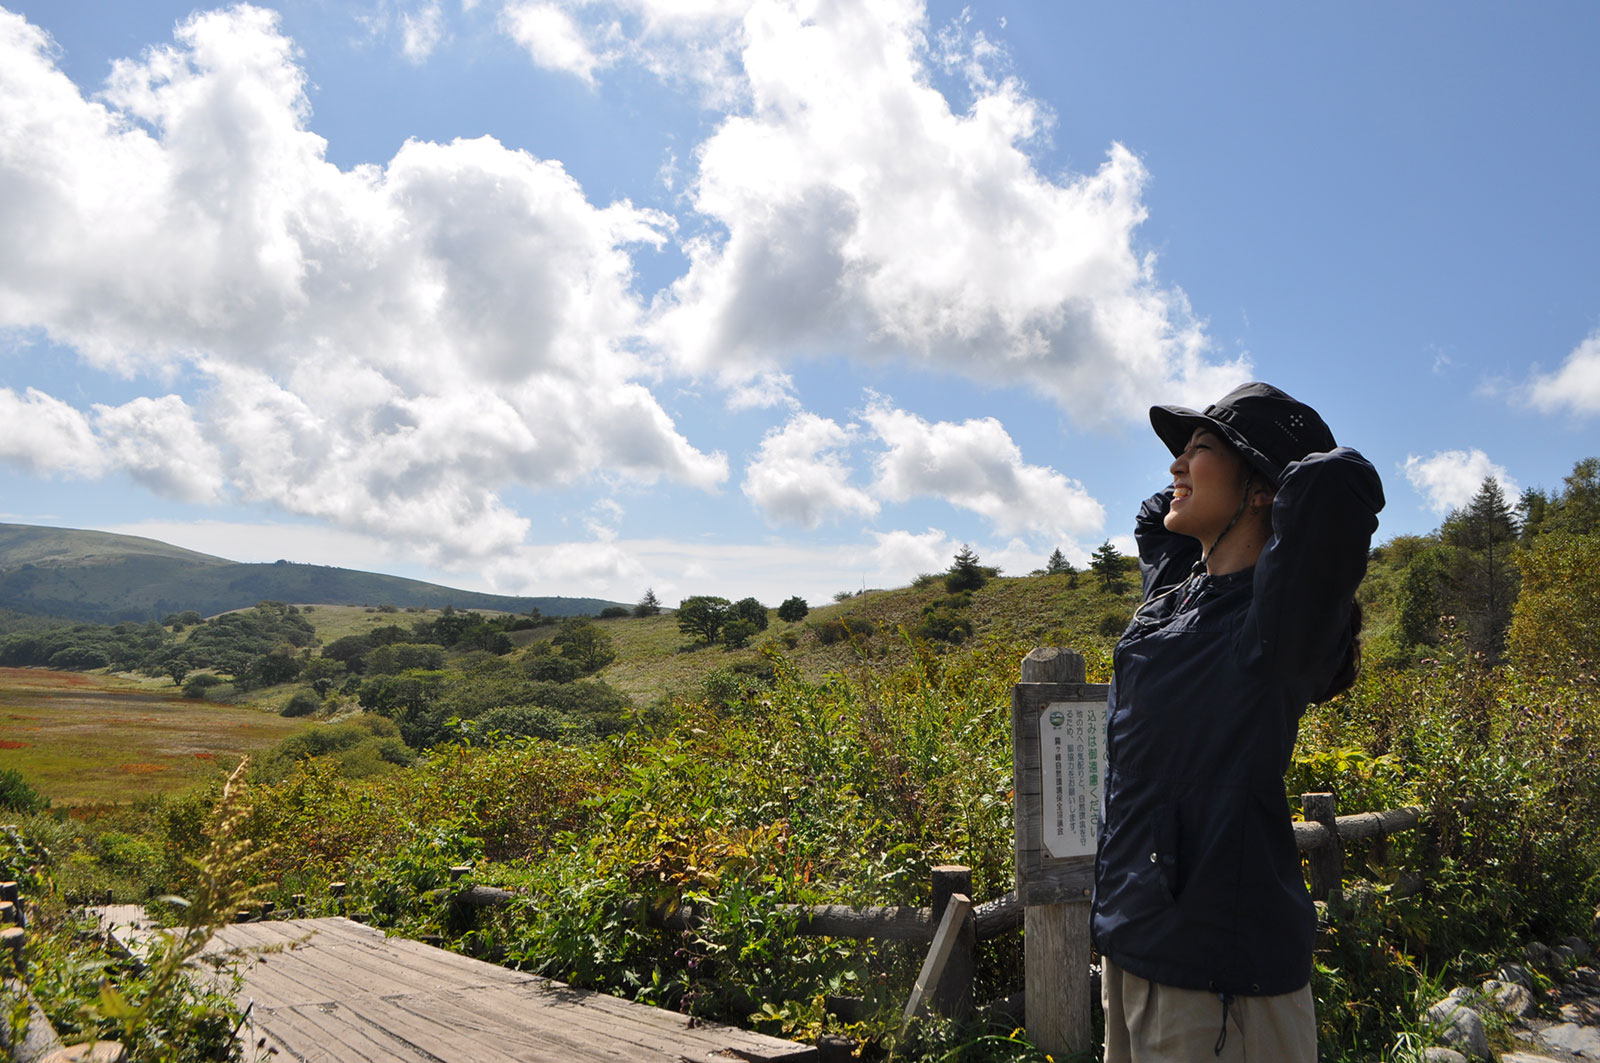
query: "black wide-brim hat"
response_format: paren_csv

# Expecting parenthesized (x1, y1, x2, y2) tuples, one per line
(1150, 381, 1336, 488)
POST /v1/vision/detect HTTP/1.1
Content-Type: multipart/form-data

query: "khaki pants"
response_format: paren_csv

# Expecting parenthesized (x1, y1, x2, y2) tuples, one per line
(1101, 958, 1317, 1062)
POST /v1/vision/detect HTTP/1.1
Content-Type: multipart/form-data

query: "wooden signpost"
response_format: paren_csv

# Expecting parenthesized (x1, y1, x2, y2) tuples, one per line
(1011, 647, 1108, 1057)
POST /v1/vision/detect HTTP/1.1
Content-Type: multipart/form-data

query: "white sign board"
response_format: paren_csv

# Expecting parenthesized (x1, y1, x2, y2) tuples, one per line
(1038, 700, 1106, 859)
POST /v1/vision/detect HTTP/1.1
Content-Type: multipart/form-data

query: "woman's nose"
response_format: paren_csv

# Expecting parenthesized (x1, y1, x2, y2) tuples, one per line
(1169, 452, 1184, 476)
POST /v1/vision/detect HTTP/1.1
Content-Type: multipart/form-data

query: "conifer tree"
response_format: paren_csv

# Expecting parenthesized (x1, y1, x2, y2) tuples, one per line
(1442, 477, 1518, 660)
(945, 545, 987, 592)
(1090, 540, 1127, 592)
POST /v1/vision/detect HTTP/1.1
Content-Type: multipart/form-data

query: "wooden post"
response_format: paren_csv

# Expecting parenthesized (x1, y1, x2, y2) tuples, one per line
(930, 865, 974, 1018)
(1303, 792, 1343, 904)
(1013, 647, 1103, 1058)
(901, 893, 972, 1031)
(2, 925, 24, 977)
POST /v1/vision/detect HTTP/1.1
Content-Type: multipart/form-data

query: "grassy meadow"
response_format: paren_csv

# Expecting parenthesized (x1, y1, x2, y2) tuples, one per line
(0, 667, 310, 804)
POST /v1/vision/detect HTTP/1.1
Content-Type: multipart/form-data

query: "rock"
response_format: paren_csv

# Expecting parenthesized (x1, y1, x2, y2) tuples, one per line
(1526, 942, 1559, 968)
(1555, 943, 1582, 965)
(1561, 935, 1591, 957)
(1538, 1021, 1600, 1057)
(1393, 869, 1425, 900)
(1422, 1050, 1467, 1063)
(1500, 962, 1539, 991)
(1344, 881, 1379, 915)
(1572, 965, 1600, 988)
(1559, 998, 1600, 1025)
(1426, 996, 1490, 1061)
(1502, 1054, 1564, 1063)
(1482, 978, 1538, 1019)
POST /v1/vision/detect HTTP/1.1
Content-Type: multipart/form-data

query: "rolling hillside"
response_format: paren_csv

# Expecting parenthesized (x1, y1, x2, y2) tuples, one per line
(0, 523, 622, 623)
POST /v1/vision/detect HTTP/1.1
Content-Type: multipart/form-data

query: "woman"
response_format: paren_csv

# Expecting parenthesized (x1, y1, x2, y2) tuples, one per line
(1091, 382, 1384, 1062)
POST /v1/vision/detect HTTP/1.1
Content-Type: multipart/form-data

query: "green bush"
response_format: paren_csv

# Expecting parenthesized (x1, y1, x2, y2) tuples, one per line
(281, 689, 322, 717)
(776, 596, 809, 622)
(476, 705, 565, 742)
(181, 673, 226, 699)
(0, 766, 47, 813)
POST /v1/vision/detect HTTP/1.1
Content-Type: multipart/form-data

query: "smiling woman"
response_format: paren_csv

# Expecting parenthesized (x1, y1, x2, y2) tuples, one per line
(1092, 382, 1385, 1062)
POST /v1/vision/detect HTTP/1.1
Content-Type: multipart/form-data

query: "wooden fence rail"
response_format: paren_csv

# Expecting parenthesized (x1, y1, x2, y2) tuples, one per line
(0, 877, 128, 1063)
(440, 789, 1425, 1045)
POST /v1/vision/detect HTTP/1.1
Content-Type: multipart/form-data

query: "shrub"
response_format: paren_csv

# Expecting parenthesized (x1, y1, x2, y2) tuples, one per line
(524, 653, 584, 683)
(776, 596, 809, 622)
(1098, 610, 1131, 638)
(721, 618, 759, 649)
(182, 673, 226, 699)
(281, 690, 322, 717)
(477, 705, 565, 742)
(810, 618, 849, 645)
(48, 645, 110, 670)
(365, 642, 446, 675)
(598, 606, 630, 619)
(0, 766, 47, 813)
(553, 618, 616, 673)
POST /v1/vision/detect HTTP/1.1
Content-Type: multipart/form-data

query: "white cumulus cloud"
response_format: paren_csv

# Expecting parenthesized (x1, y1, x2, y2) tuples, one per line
(498, 0, 750, 102)
(94, 394, 227, 503)
(645, 0, 1247, 423)
(1402, 449, 1518, 514)
(863, 400, 1104, 541)
(0, 387, 104, 478)
(501, 3, 608, 84)
(0, 5, 727, 563)
(1525, 329, 1600, 416)
(868, 527, 954, 577)
(742, 412, 878, 528)
(402, 2, 446, 61)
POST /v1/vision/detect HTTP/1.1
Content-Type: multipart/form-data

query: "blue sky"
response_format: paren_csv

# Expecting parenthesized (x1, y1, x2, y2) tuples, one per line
(0, 0, 1596, 608)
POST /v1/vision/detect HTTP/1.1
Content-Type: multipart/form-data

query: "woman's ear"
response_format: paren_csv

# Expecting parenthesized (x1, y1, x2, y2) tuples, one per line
(1251, 487, 1277, 511)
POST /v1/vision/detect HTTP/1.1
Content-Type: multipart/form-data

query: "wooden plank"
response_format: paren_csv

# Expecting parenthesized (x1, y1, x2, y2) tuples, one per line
(900, 893, 971, 1031)
(468, 980, 814, 1061)
(421, 985, 718, 1062)
(259, 1000, 442, 1063)
(97, 913, 815, 1062)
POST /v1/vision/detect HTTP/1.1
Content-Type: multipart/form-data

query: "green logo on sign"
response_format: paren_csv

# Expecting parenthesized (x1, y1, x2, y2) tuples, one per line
(1048, 710, 1065, 727)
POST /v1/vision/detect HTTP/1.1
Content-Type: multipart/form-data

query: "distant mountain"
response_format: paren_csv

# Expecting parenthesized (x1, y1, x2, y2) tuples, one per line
(0, 523, 623, 623)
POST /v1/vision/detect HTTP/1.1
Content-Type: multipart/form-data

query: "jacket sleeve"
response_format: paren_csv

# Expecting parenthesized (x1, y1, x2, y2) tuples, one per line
(1243, 447, 1385, 682)
(1135, 487, 1201, 600)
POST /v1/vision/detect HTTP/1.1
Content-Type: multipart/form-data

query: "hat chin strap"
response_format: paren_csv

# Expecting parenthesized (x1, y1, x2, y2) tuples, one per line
(1202, 475, 1254, 566)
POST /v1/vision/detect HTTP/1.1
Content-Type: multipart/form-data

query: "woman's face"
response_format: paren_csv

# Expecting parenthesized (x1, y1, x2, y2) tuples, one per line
(1164, 427, 1250, 543)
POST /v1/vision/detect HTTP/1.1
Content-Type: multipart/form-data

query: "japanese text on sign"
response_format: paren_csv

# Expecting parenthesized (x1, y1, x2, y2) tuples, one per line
(1038, 700, 1106, 859)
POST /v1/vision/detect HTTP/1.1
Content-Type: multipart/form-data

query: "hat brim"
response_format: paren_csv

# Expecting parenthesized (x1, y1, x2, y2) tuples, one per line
(1149, 404, 1284, 486)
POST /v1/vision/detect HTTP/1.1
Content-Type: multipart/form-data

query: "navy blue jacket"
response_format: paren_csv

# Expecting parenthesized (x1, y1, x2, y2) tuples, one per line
(1090, 448, 1384, 996)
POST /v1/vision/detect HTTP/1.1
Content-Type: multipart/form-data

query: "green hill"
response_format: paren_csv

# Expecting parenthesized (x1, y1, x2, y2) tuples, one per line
(0, 522, 622, 623)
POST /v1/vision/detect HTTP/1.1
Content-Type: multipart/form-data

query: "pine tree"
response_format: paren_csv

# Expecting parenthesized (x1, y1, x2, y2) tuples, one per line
(1090, 541, 1127, 592)
(1442, 477, 1518, 660)
(1046, 548, 1072, 575)
(945, 545, 987, 592)
(633, 587, 661, 618)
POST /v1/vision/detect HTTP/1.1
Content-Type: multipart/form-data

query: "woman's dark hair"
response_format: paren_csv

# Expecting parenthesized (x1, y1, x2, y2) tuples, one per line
(1315, 600, 1363, 703)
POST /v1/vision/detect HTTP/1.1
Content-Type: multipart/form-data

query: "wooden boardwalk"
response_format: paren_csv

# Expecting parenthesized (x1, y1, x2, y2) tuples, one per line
(98, 909, 815, 1063)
